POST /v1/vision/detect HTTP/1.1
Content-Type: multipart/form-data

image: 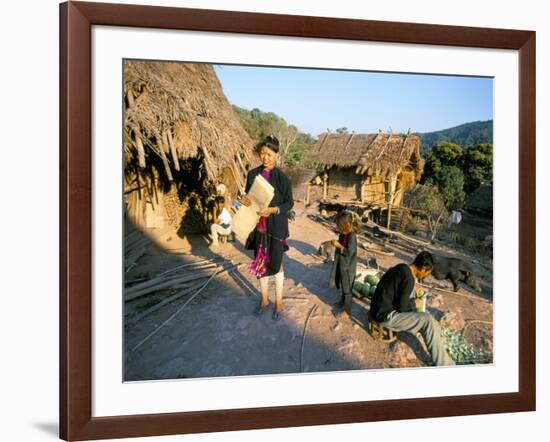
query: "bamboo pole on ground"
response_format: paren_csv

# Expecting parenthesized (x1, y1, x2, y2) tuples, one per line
(300, 304, 318, 372)
(231, 271, 259, 298)
(130, 269, 227, 352)
(155, 258, 224, 278)
(126, 280, 205, 326)
(125, 266, 226, 301)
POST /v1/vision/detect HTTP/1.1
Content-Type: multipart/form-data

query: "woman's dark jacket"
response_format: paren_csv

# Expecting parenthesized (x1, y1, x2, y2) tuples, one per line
(328, 231, 357, 294)
(244, 166, 293, 276)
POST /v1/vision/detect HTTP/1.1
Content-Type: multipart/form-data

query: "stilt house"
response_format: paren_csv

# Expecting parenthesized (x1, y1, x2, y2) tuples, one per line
(305, 131, 423, 226)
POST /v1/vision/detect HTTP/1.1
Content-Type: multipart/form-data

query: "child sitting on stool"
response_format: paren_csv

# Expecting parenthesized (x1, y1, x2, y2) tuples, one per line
(328, 210, 360, 319)
(208, 196, 232, 248)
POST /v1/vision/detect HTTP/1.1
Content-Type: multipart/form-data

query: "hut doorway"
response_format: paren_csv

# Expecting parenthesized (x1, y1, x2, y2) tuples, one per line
(163, 151, 213, 235)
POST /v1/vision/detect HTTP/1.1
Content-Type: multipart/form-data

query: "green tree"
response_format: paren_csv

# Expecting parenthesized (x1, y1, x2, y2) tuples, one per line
(461, 143, 493, 193)
(232, 105, 315, 166)
(335, 127, 349, 134)
(404, 184, 449, 240)
(418, 120, 493, 153)
(435, 166, 466, 210)
(422, 141, 465, 209)
(285, 132, 316, 166)
(422, 141, 463, 184)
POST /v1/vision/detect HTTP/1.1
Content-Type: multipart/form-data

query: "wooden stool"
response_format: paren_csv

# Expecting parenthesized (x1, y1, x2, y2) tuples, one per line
(368, 312, 397, 343)
(219, 234, 230, 244)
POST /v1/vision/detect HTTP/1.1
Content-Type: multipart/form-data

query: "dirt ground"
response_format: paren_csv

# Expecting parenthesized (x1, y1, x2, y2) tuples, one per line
(124, 201, 493, 381)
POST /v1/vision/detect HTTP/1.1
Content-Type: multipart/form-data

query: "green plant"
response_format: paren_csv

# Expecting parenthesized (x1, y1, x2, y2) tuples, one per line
(441, 327, 485, 364)
(404, 184, 449, 240)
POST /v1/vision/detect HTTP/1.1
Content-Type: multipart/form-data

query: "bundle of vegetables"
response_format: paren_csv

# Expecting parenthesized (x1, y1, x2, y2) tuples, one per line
(441, 327, 485, 364)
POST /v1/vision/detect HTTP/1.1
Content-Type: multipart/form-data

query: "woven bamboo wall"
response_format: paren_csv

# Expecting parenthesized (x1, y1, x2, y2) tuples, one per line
(327, 167, 362, 200)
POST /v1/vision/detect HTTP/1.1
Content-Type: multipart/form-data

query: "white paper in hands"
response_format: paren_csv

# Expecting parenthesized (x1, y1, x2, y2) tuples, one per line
(231, 174, 274, 240)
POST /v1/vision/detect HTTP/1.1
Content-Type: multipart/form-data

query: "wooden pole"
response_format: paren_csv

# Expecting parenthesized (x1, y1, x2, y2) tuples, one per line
(133, 127, 146, 169)
(160, 129, 170, 154)
(157, 135, 173, 182)
(305, 183, 311, 205)
(235, 152, 248, 177)
(322, 173, 328, 200)
(232, 159, 244, 195)
(386, 178, 394, 229)
(127, 88, 135, 108)
(166, 129, 180, 172)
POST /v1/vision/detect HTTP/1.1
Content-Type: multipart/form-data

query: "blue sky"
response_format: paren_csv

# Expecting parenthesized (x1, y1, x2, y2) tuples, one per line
(214, 64, 493, 136)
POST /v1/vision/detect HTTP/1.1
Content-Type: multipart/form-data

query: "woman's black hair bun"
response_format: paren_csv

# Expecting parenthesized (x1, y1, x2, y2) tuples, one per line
(257, 134, 280, 153)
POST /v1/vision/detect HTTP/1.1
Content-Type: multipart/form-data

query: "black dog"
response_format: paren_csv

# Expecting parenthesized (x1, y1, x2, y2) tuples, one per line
(423, 254, 482, 292)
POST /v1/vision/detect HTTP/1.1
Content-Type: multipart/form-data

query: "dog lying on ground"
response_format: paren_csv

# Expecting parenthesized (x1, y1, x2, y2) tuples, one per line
(422, 254, 483, 292)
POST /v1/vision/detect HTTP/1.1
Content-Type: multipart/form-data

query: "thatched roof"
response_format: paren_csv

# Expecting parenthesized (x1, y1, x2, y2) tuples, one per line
(305, 132, 422, 179)
(465, 184, 493, 217)
(124, 60, 258, 181)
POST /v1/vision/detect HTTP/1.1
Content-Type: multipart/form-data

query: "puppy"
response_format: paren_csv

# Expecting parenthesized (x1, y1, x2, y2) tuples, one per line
(318, 240, 336, 263)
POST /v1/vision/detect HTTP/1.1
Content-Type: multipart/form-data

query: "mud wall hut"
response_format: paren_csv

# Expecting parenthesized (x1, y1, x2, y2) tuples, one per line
(124, 61, 259, 233)
(305, 131, 422, 226)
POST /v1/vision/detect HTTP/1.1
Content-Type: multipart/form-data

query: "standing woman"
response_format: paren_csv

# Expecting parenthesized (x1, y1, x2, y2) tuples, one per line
(241, 135, 294, 320)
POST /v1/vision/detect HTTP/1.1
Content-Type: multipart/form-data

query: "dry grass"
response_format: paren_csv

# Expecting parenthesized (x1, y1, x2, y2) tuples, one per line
(124, 60, 259, 181)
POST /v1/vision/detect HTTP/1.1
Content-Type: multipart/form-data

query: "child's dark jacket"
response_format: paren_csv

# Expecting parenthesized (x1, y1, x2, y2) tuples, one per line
(328, 231, 357, 294)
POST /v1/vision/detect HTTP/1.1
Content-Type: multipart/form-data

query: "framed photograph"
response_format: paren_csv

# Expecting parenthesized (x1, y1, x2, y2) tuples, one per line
(60, 1, 536, 440)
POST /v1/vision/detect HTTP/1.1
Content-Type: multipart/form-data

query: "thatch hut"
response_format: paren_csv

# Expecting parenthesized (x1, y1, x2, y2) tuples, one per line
(124, 60, 259, 232)
(305, 131, 422, 227)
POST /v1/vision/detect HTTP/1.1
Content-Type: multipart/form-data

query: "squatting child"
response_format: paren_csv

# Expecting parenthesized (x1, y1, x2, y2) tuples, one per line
(208, 196, 232, 248)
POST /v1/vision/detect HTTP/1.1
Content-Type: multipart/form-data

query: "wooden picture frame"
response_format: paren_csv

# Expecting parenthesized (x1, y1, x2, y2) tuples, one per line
(60, 1, 536, 440)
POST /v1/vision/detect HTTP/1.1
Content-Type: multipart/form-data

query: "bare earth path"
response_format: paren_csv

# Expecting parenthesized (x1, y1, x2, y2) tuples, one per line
(125, 201, 493, 381)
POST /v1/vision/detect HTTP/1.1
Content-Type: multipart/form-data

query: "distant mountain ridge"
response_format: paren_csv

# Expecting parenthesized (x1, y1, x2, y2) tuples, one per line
(417, 120, 493, 152)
